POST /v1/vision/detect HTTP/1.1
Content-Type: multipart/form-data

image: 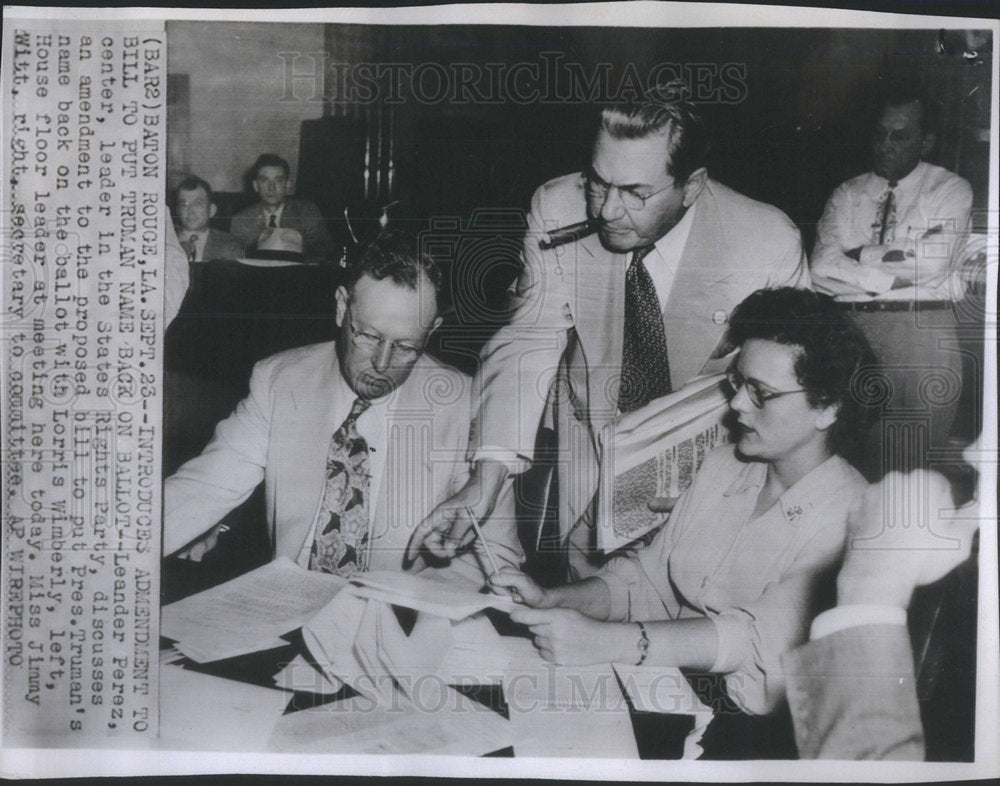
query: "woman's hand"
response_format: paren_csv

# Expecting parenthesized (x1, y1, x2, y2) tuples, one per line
(488, 567, 548, 607)
(508, 607, 638, 666)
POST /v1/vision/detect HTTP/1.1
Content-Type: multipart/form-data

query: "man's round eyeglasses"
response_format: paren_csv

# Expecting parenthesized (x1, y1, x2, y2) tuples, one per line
(725, 368, 807, 409)
(345, 309, 424, 364)
(584, 172, 676, 211)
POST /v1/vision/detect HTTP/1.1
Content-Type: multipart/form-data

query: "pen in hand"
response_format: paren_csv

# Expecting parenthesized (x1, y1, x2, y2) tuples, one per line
(463, 506, 523, 603)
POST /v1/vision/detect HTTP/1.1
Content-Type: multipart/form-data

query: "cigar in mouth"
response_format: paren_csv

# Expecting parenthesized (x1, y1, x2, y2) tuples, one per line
(538, 219, 602, 249)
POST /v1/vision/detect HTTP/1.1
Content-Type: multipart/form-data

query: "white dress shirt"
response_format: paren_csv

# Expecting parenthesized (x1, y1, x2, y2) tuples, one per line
(262, 203, 286, 228)
(811, 161, 972, 302)
(628, 199, 697, 313)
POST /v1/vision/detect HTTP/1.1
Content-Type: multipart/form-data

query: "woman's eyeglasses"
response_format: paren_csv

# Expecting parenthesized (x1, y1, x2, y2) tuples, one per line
(725, 368, 807, 409)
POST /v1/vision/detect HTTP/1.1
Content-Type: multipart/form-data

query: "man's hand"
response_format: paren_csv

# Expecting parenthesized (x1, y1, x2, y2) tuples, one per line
(407, 460, 509, 561)
(174, 523, 228, 562)
(508, 607, 637, 666)
(836, 470, 978, 609)
(488, 567, 549, 607)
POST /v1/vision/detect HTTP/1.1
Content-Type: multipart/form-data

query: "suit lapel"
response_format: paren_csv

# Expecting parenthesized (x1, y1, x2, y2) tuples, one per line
(369, 358, 436, 568)
(275, 352, 342, 558)
(573, 232, 626, 428)
(662, 185, 728, 386)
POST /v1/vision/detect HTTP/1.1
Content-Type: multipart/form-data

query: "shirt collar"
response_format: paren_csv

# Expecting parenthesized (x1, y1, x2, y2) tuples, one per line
(651, 197, 697, 260)
(723, 453, 855, 527)
(262, 203, 286, 221)
(331, 351, 430, 416)
(866, 160, 927, 197)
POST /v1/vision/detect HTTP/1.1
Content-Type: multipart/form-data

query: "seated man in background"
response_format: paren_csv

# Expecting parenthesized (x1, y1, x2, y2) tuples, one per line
(164, 230, 522, 583)
(174, 175, 246, 262)
(229, 153, 337, 264)
(810, 84, 973, 479)
(783, 439, 983, 759)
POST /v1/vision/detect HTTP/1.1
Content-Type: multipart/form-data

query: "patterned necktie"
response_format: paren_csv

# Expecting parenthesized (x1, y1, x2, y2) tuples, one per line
(268, 213, 278, 228)
(182, 235, 197, 263)
(876, 182, 897, 244)
(309, 397, 372, 576)
(619, 245, 672, 413)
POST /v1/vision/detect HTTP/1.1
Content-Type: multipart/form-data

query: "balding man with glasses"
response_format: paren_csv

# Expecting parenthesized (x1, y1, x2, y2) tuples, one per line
(414, 82, 809, 579)
(164, 230, 521, 585)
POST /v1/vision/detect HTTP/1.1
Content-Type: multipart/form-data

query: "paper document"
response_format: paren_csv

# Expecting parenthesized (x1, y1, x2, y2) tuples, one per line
(501, 638, 638, 757)
(597, 374, 731, 552)
(346, 570, 515, 619)
(273, 655, 345, 695)
(302, 591, 401, 706)
(268, 689, 513, 755)
(157, 665, 289, 751)
(612, 663, 712, 715)
(161, 557, 348, 662)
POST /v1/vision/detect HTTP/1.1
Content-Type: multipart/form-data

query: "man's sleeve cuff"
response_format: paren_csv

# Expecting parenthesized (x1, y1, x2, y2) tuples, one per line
(470, 447, 530, 476)
(809, 604, 907, 641)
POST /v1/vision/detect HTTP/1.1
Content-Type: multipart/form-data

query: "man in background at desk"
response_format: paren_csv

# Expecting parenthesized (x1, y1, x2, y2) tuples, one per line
(810, 84, 973, 478)
(173, 175, 245, 262)
(163, 230, 522, 582)
(229, 153, 337, 264)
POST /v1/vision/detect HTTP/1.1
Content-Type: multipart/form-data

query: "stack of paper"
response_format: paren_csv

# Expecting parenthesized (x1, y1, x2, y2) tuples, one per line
(268, 690, 514, 755)
(157, 665, 291, 751)
(161, 557, 348, 662)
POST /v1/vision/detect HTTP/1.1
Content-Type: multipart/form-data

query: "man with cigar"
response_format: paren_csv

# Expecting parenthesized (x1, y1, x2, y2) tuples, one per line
(413, 82, 808, 577)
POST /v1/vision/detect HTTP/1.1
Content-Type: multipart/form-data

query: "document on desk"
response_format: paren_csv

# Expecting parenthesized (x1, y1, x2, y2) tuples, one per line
(157, 665, 289, 751)
(268, 690, 513, 755)
(161, 557, 348, 662)
(345, 570, 515, 620)
(502, 637, 639, 758)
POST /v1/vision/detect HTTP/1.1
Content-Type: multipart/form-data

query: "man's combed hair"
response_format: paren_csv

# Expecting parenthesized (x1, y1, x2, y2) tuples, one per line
(174, 175, 214, 205)
(599, 81, 710, 183)
(250, 153, 291, 179)
(727, 287, 880, 458)
(346, 229, 443, 307)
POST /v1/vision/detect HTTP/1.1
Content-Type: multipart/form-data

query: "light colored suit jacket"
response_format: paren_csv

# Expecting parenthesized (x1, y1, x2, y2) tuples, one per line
(229, 197, 337, 263)
(783, 625, 924, 760)
(164, 342, 521, 578)
(202, 227, 246, 261)
(473, 173, 808, 559)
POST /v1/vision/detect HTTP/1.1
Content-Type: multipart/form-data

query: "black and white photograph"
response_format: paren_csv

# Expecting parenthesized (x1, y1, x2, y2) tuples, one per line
(1, 2, 997, 780)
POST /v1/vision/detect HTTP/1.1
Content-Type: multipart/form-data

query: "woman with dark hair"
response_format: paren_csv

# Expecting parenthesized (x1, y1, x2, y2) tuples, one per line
(493, 286, 878, 722)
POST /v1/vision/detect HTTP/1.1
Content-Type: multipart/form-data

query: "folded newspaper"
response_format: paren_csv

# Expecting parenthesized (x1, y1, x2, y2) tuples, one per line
(596, 374, 731, 553)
